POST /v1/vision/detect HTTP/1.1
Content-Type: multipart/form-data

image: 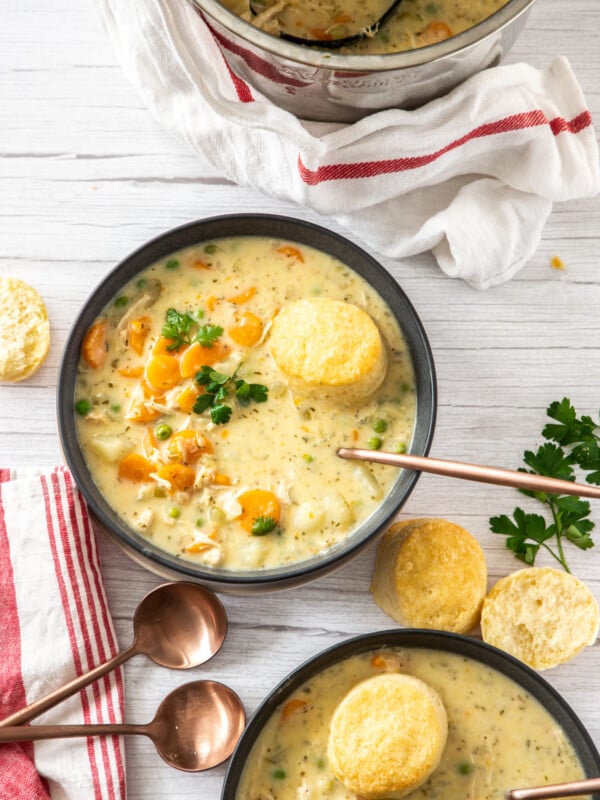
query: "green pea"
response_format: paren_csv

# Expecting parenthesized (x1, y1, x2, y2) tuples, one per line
(75, 399, 91, 416)
(272, 769, 286, 780)
(457, 761, 474, 775)
(204, 243, 217, 254)
(168, 507, 181, 519)
(155, 423, 173, 440)
(195, 518, 204, 528)
(367, 436, 382, 450)
(303, 453, 314, 463)
(114, 295, 129, 308)
(394, 441, 407, 454)
(110, 403, 121, 413)
(373, 418, 387, 433)
(136, 277, 147, 289)
(165, 258, 180, 270)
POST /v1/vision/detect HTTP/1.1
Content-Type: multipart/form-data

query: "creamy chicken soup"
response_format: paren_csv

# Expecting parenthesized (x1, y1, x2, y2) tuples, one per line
(75, 237, 415, 571)
(237, 648, 589, 799)
(221, 0, 511, 55)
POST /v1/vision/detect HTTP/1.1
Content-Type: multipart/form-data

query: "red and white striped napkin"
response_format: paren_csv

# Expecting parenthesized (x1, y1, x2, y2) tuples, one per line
(0, 467, 126, 800)
(97, 0, 600, 288)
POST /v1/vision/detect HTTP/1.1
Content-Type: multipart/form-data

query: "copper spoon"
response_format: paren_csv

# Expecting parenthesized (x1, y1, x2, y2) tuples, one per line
(337, 447, 600, 499)
(505, 776, 600, 799)
(0, 680, 246, 772)
(0, 581, 228, 727)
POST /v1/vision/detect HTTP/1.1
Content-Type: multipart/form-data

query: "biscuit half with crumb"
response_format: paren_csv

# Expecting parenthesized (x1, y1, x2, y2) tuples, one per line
(370, 518, 487, 633)
(327, 672, 448, 800)
(481, 566, 599, 670)
(269, 298, 388, 404)
(0, 277, 50, 382)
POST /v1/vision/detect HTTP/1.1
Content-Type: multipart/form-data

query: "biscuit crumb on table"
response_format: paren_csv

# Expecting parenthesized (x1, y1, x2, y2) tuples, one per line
(0, 276, 50, 382)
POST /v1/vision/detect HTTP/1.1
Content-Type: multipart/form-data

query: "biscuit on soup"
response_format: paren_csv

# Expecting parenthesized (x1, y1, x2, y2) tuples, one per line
(269, 298, 387, 403)
(327, 672, 448, 799)
(0, 277, 50, 383)
(370, 518, 487, 633)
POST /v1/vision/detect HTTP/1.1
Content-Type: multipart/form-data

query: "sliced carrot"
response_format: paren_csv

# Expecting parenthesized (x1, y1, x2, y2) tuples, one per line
(180, 340, 230, 377)
(152, 336, 185, 357)
(276, 245, 304, 262)
(155, 462, 196, 493)
(81, 319, 107, 369)
(128, 316, 152, 355)
(418, 20, 453, 44)
(145, 354, 181, 391)
(205, 295, 218, 312)
(228, 311, 264, 347)
(117, 365, 144, 378)
(227, 286, 256, 305)
(185, 540, 213, 554)
(237, 489, 281, 533)
(167, 429, 213, 464)
(192, 259, 211, 270)
(213, 472, 231, 486)
(117, 453, 156, 483)
(177, 384, 201, 413)
(371, 654, 388, 669)
(281, 698, 308, 720)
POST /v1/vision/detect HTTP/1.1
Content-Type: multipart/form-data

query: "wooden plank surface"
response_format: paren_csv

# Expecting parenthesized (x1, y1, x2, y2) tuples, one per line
(1, 0, 599, 797)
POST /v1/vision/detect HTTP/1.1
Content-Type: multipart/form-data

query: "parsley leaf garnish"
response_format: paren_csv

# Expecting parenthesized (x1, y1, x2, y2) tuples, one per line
(161, 308, 199, 350)
(490, 398, 598, 572)
(251, 516, 277, 536)
(193, 365, 268, 425)
(194, 324, 224, 347)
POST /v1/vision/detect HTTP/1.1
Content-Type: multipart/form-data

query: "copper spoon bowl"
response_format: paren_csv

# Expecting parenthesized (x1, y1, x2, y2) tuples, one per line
(0, 581, 228, 727)
(505, 776, 600, 798)
(0, 680, 246, 771)
(337, 448, 600, 499)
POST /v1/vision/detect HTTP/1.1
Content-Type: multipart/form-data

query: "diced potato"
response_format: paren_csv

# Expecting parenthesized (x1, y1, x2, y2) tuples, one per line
(88, 434, 133, 462)
(291, 502, 324, 533)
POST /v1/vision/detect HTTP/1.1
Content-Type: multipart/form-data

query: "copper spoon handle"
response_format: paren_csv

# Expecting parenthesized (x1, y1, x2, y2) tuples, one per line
(0, 721, 146, 742)
(0, 645, 136, 727)
(337, 448, 600, 499)
(505, 776, 600, 798)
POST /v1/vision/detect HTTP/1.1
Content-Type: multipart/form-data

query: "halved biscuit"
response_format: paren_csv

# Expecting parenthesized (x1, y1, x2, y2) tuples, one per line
(370, 518, 487, 633)
(328, 672, 448, 799)
(481, 566, 599, 670)
(0, 277, 50, 382)
(269, 298, 388, 404)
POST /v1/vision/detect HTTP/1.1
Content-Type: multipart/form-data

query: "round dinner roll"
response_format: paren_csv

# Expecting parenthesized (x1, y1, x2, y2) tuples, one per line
(481, 567, 599, 671)
(370, 518, 488, 633)
(0, 276, 50, 382)
(327, 672, 448, 799)
(269, 298, 388, 403)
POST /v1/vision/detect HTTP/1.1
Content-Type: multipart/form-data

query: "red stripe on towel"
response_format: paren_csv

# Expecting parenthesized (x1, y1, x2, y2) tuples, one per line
(0, 484, 51, 799)
(41, 474, 104, 800)
(297, 109, 594, 185)
(60, 470, 126, 798)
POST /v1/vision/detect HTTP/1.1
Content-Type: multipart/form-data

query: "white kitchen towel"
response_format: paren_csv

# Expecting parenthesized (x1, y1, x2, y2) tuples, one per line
(0, 467, 126, 800)
(98, 0, 600, 288)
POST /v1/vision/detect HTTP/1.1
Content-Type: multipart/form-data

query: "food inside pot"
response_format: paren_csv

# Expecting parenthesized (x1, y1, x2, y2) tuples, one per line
(221, 0, 511, 53)
(235, 647, 589, 799)
(74, 236, 416, 572)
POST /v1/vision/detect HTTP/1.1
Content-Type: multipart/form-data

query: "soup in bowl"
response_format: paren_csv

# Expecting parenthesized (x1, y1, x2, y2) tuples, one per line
(222, 630, 600, 799)
(58, 215, 436, 592)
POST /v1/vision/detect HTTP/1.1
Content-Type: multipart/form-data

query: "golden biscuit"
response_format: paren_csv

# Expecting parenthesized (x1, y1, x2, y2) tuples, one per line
(0, 277, 50, 382)
(328, 672, 448, 799)
(481, 567, 599, 670)
(370, 518, 487, 633)
(269, 298, 387, 403)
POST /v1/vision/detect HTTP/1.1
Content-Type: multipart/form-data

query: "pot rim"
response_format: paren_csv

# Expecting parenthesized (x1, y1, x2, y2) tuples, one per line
(190, 0, 537, 73)
(57, 214, 436, 591)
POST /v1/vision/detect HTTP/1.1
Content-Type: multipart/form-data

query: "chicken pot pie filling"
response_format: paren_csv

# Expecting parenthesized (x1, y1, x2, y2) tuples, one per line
(75, 236, 416, 571)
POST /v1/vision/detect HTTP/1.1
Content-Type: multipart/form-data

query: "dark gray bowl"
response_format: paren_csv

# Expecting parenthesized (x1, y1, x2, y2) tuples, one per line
(57, 214, 436, 593)
(221, 629, 600, 797)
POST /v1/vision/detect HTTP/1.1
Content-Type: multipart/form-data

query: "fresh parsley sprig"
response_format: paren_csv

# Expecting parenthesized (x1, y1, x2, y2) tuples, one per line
(161, 307, 223, 351)
(193, 365, 268, 425)
(490, 398, 598, 572)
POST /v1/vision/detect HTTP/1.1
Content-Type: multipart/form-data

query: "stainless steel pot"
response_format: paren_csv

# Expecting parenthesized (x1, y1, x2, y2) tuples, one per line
(188, 0, 537, 122)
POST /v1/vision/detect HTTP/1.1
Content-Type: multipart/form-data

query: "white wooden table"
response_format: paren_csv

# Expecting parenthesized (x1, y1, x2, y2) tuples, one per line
(1, 1, 599, 797)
